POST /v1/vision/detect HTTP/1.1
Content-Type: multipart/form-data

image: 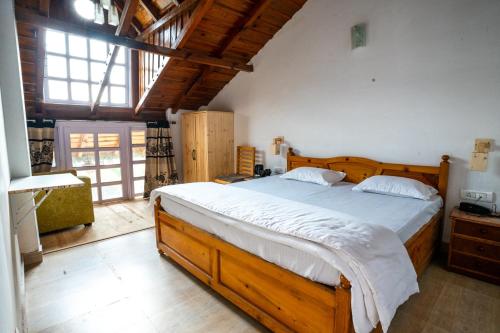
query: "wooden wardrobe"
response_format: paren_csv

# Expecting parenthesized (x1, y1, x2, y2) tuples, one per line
(182, 111, 234, 183)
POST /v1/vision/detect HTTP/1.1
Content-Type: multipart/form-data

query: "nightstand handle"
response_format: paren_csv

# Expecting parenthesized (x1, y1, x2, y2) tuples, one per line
(479, 228, 488, 234)
(476, 245, 485, 252)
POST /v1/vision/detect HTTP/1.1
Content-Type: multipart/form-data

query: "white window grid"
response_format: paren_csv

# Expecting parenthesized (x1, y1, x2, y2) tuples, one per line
(43, 29, 131, 107)
(130, 127, 146, 196)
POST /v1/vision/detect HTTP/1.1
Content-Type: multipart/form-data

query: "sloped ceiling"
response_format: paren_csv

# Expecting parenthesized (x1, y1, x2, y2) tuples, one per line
(15, 0, 307, 120)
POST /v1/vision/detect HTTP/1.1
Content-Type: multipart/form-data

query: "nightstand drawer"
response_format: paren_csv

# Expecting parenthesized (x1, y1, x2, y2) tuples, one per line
(454, 219, 500, 242)
(452, 237, 499, 261)
(449, 252, 500, 277)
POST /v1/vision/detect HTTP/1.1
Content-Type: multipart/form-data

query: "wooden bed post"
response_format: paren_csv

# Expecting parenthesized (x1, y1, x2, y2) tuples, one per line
(154, 197, 163, 255)
(438, 155, 450, 200)
(335, 275, 355, 333)
(287, 147, 295, 171)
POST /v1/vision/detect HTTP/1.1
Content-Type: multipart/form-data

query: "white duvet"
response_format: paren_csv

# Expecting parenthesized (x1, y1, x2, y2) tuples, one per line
(150, 182, 419, 333)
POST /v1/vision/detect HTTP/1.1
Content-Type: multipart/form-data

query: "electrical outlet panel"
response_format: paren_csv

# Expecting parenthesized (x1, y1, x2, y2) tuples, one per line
(460, 190, 494, 203)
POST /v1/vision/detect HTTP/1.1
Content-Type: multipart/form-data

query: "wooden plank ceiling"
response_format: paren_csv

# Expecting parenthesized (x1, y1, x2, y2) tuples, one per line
(15, 0, 306, 120)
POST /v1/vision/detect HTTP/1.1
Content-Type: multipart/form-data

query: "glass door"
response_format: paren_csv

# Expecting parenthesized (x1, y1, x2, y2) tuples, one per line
(64, 128, 127, 202)
(130, 128, 146, 196)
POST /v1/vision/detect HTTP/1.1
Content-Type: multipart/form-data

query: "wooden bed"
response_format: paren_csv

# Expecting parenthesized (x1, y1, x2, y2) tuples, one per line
(154, 149, 450, 333)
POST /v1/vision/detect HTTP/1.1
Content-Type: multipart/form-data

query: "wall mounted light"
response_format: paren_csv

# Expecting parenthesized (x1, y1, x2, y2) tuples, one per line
(351, 23, 367, 49)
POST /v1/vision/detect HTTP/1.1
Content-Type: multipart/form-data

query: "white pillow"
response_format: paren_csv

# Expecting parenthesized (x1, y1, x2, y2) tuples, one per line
(280, 167, 346, 186)
(352, 175, 438, 200)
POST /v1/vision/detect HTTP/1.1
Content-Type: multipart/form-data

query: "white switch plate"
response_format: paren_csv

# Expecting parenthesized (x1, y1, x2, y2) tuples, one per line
(460, 189, 494, 203)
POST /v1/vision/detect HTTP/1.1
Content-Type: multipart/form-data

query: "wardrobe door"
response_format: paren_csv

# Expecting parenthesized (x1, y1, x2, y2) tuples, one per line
(206, 112, 234, 181)
(194, 112, 208, 181)
(182, 113, 197, 183)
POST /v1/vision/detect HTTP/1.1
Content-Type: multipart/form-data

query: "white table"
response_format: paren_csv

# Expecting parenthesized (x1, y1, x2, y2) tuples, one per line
(8, 173, 84, 233)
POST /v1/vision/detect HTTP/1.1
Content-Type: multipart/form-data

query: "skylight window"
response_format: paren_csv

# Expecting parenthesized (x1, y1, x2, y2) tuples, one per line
(43, 29, 130, 107)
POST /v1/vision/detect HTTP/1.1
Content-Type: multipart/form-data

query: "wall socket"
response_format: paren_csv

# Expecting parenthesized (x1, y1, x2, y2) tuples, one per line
(460, 189, 494, 203)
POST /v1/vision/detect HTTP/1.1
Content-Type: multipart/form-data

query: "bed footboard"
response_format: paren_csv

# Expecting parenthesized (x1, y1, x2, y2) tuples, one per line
(154, 198, 442, 333)
(154, 198, 355, 333)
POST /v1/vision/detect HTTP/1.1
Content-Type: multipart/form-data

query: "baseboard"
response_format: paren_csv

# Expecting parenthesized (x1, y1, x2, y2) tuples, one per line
(22, 245, 43, 266)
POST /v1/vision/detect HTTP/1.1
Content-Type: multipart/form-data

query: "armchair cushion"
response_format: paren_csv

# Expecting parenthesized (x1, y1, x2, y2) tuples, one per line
(35, 173, 95, 234)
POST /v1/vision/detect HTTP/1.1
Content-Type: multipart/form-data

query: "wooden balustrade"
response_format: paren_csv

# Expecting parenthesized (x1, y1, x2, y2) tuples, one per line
(138, 8, 192, 103)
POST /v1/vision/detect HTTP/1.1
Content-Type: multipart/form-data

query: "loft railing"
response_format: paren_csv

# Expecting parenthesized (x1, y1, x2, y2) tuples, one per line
(138, 8, 193, 102)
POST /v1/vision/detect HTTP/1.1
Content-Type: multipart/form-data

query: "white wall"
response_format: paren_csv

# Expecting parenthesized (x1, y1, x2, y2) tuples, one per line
(0, 0, 41, 255)
(0, 89, 20, 333)
(209, 0, 500, 241)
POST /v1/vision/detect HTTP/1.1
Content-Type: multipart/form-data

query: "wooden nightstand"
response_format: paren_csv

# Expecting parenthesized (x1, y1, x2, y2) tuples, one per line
(448, 207, 500, 284)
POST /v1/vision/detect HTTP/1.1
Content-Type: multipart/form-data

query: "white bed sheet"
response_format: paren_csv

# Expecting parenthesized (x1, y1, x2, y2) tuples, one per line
(158, 176, 442, 286)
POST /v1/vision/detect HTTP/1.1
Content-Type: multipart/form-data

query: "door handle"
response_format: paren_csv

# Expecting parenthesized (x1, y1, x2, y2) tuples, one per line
(192, 149, 197, 161)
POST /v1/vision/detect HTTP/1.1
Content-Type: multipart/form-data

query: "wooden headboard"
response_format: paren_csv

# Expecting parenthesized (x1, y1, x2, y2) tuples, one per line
(287, 148, 450, 200)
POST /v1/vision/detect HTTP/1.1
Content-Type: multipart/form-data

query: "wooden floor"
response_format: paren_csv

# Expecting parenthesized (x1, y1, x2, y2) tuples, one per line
(40, 199, 153, 253)
(26, 229, 500, 333)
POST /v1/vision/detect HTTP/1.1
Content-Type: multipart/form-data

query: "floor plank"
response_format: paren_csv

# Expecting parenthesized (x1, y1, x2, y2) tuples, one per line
(39, 199, 153, 253)
(26, 229, 500, 333)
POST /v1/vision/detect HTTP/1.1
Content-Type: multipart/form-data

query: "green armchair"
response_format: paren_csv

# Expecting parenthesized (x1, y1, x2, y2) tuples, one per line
(35, 170, 95, 234)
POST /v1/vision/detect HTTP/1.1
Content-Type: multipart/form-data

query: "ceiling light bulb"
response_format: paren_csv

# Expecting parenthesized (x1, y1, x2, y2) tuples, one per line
(74, 0, 95, 20)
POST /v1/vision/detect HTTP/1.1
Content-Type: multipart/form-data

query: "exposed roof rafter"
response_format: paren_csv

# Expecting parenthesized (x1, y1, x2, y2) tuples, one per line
(15, 8, 252, 71)
(114, 0, 143, 35)
(172, 0, 271, 112)
(138, 0, 199, 40)
(140, 0, 160, 21)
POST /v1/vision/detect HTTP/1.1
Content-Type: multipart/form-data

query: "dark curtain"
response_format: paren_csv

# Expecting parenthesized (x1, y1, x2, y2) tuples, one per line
(27, 118, 56, 174)
(143, 120, 178, 198)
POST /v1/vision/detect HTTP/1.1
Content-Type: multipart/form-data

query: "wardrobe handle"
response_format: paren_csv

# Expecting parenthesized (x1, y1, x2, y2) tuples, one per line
(192, 149, 197, 161)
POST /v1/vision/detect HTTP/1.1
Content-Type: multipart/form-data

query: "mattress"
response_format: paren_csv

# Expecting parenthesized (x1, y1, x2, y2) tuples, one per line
(158, 176, 442, 286)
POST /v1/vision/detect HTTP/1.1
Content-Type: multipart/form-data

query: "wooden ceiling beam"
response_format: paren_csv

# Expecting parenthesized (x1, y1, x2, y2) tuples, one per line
(114, 0, 143, 35)
(140, 0, 160, 21)
(172, 0, 271, 112)
(138, 0, 199, 40)
(91, 0, 139, 113)
(134, 0, 214, 115)
(15, 8, 252, 72)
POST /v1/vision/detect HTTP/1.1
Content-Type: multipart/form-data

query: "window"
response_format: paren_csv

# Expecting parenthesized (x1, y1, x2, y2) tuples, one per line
(44, 29, 130, 106)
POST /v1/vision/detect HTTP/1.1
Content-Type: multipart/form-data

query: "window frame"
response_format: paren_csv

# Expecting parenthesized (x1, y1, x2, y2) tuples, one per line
(43, 29, 131, 107)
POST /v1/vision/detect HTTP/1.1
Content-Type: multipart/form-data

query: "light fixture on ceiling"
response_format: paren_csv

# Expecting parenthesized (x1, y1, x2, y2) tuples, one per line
(74, 0, 95, 20)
